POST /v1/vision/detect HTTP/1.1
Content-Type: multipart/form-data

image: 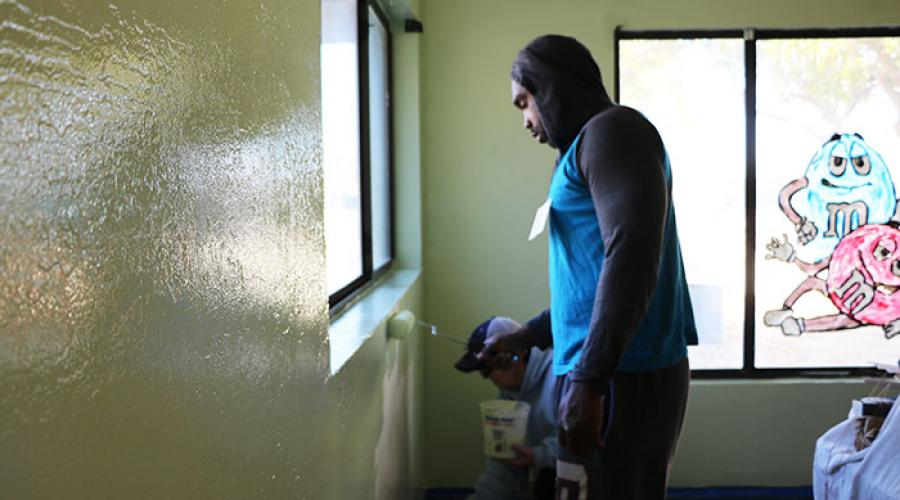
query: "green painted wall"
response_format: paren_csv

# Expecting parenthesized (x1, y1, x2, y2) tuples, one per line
(418, 0, 900, 488)
(0, 0, 424, 498)
(393, 22, 424, 271)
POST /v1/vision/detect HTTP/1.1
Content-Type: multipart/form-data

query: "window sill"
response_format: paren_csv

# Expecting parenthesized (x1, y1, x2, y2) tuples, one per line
(328, 268, 421, 376)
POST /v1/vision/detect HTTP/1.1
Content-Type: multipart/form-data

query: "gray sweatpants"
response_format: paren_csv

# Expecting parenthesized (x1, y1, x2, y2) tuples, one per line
(554, 357, 690, 500)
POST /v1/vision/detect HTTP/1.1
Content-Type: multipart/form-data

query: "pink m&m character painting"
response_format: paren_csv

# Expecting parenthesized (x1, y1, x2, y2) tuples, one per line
(764, 224, 900, 339)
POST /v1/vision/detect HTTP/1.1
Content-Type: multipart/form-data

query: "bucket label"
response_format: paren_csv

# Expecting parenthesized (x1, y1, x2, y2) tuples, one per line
(484, 415, 515, 426)
(480, 400, 530, 458)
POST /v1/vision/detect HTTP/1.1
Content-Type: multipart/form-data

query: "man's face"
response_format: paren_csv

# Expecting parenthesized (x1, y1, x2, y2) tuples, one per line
(511, 80, 549, 145)
(482, 360, 526, 392)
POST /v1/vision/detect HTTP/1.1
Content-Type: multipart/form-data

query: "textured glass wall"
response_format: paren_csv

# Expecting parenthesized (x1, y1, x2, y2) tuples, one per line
(0, 0, 334, 496)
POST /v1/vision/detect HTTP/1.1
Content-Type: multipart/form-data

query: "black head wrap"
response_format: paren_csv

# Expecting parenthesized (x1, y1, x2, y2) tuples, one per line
(511, 35, 613, 152)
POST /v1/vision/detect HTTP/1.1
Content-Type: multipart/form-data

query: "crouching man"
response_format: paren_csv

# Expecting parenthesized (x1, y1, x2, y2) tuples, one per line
(455, 316, 559, 500)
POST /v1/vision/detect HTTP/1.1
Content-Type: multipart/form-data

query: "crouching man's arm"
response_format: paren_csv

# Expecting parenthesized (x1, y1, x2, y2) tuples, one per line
(531, 434, 559, 471)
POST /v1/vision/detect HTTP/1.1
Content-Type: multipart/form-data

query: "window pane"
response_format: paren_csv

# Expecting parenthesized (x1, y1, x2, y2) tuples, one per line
(368, 6, 391, 270)
(322, 0, 362, 295)
(755, 37, 900, 368)
(620, 39, 746, 369)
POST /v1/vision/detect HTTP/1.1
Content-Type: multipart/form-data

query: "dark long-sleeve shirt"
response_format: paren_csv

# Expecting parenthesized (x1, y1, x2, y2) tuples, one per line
(513, 36, 697, 385)
(528, 106, 696, 384)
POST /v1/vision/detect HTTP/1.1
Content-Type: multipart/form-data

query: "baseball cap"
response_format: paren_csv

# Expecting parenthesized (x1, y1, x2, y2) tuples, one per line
(454, 316, 522, 373)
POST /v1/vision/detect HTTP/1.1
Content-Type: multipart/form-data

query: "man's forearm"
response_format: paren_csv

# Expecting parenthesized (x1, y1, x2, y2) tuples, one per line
(525, 309, 553, 350)
(570, 211, 665, 384)
(570, 251, 660, 385)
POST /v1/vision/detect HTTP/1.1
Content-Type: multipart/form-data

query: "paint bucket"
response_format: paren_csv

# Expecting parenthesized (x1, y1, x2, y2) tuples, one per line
(479, 400, 530, 459)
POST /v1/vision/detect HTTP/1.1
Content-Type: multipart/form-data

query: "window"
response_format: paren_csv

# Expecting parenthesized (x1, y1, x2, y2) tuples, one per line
(368, 4, 392, 271)
(617, 27, 900, 375)
(322, 0, 394, 308)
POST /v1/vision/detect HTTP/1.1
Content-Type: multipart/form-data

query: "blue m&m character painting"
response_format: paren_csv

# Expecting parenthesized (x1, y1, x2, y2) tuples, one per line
(778, 133, 897, 263)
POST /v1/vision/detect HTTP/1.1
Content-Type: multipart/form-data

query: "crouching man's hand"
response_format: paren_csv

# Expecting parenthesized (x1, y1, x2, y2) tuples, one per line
(476, 328, 535, 370)
(558, 380, 605, 455)
(499, 444, 534, 468)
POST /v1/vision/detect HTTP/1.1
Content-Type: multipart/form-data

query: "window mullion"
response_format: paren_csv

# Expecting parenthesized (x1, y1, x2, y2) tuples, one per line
(358, 0, 373, 279)
(386, 18, 396, 270)
(743, 29, 757, 374)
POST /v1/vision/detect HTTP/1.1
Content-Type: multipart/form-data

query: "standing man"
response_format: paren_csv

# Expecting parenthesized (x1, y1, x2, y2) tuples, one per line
(479, 35, 698, 499)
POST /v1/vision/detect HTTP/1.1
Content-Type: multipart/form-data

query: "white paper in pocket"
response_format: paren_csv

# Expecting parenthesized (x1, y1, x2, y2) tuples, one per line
(528, 198, 552, 241)
(556, 460, 588, 500)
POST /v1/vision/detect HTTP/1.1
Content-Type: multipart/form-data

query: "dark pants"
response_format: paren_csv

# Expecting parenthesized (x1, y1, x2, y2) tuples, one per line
(533, 467, 557, 499)
(555, 358, 690, 500)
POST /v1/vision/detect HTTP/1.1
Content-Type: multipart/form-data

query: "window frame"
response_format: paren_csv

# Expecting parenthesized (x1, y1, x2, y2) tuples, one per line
(615, 25, 900, 378)
(328, 0, 395, 312)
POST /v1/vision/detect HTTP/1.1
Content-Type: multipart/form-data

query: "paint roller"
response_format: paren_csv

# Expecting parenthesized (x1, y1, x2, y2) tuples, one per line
(384, 311, 520, 362)
(415, 320, 469, 346)
(415, 320, 520, 362)
(386, 311, 467, 345)
(388, 311, 521, 361)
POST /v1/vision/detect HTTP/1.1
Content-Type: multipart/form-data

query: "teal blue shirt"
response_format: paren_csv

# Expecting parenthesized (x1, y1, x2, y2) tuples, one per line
(547, 131, 698, 377)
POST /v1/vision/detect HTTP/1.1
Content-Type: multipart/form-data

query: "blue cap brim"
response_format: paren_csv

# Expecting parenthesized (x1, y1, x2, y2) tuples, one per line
(454, 351, 485, 373)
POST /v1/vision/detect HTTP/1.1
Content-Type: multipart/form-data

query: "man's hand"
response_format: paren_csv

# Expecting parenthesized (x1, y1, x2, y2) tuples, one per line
(558, 380, 605, 455)
(476, 328, 535, 370)
(499, 444, 534, 468)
